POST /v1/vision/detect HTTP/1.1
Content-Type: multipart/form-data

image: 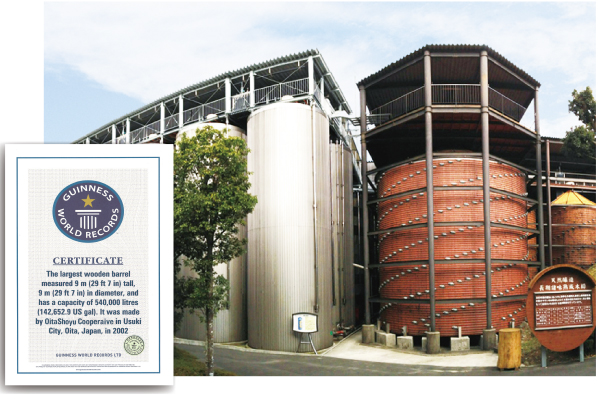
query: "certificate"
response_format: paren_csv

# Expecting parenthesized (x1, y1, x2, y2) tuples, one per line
(4, 144, 173, 385)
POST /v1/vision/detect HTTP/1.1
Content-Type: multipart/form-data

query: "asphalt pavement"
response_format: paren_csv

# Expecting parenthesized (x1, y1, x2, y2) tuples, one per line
(174, 330, 596, 376)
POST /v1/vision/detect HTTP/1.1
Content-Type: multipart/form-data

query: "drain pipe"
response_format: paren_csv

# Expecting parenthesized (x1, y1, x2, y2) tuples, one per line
(329, 142, 336, 307)
(340, 143, 345, 326)
(312, 102, 319, 313)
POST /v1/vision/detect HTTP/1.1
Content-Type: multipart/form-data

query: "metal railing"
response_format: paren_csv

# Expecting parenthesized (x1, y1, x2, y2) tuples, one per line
(90, 77, 334, 144)
(130, 120, 160, 144)
(254, 77, 310, 105)
(432, 84, 480, 105)
(231, 92, 250, 113)
(164, 114, 179, 131)
(371, 86, 425, 120)
(313, 81, 322, 106)
(370, 84, 528, 124)
(489, 87, 526, 121)
(183, 98, 227, 125)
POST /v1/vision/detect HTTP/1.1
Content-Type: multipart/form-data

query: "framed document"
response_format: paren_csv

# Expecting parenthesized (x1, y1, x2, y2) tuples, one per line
(4, 144, 173, 385)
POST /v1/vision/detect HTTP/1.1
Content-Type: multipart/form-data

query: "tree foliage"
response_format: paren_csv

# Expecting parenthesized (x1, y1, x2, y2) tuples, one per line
(173, 126, 257, 375)
(563, 87, 596, 160)
(569, 87, 596, 132)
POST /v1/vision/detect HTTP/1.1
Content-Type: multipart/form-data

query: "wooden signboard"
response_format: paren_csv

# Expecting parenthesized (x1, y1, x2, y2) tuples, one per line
(526, 264, 596, 352)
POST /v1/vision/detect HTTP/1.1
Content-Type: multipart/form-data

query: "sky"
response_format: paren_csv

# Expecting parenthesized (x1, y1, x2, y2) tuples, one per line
(44, 1, 596, 144)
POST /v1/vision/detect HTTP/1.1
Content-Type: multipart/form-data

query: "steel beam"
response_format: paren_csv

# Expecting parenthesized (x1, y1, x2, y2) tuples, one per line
(490, 222, 539, 234)
(480, 50, 492, 330)
(490, 188, 537, 203)
(359, 84, 371, 325)
(249, 71, 255, 108)
(178, 94, 184, 128)
(489, 154, 536, 175)
(160, 102, 165, 144)
(488, 109, 537, 139)
(371, 295, 528, 305)
(363, 55, 424, 89)
(366, 154, 427, 176)
(368, 222, 427, 236)
(365, 109, 425, 138)
(546, 140, 553, 266)
(367, 187, 426, 205)
(369, 258, 541, 268)
(424, 50, 436, 333)
(535, 88, 546, 270)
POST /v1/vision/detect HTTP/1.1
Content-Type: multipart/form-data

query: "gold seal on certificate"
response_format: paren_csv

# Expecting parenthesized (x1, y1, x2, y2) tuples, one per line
(124, 335, 145, 355)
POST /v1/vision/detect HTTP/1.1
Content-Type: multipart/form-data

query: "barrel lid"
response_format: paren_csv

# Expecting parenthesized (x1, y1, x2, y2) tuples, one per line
(551, 190, 595, 206)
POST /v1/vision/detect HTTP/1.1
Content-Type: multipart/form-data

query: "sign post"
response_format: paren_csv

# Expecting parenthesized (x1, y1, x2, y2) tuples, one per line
(292, 313, 318, 354)
(526, 264, 596, 367)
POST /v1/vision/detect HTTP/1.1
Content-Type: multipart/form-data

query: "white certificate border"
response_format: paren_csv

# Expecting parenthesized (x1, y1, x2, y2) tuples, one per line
(5, 145, 173, 386)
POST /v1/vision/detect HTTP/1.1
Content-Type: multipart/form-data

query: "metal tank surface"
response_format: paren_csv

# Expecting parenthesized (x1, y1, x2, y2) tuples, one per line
(247, 103, 333, 352)
(330, 143, 355, 328)
(376, 157, 529, 337)
(175, 122, 248, 343)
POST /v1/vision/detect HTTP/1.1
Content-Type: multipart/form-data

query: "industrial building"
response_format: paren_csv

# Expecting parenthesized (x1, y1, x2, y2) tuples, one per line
(73, 45, 595, 353)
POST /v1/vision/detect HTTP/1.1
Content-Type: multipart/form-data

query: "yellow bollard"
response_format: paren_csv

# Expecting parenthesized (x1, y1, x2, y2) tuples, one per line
(497, 328, 521, 371)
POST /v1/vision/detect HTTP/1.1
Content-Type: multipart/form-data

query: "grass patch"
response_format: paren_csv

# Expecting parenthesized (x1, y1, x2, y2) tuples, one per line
(520, 321, 595, 366)
(174, 346, 236, 376)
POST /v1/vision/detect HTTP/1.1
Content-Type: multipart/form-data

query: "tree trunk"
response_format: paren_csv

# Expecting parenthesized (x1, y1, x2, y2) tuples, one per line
(206, 304, 214, 376)
(206, 240, 215, 376)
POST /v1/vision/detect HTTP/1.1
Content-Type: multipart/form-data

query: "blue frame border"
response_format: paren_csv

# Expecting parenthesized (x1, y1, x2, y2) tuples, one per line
(16, 157, 162, 374)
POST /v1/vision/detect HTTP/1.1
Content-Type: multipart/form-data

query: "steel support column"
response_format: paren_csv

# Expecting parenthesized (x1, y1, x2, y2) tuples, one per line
(160, 102, 165, 144)
(424, 50, 436, 333)
(308, 56, 314, 95)
(225, 78, 231, 114)
(535, 88, 546, 270)
(126, 118, 130, 144)
(178, 94, 184, 128)
(359, 84, 370, 325)
(545, 140, 553, 266)
(480, 51, 492, 329)
(249, 71, 255, 108)
(111, 124, 116, 144)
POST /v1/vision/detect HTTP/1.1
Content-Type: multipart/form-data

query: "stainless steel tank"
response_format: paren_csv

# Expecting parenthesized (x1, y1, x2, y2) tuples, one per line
(330, 142, 355, 328)
(175, 122, 248, 343)
(247, 103, 333, 351)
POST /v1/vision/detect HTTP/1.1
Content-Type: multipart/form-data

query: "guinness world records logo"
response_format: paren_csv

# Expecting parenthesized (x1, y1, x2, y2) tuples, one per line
(53, 180, 124, 243)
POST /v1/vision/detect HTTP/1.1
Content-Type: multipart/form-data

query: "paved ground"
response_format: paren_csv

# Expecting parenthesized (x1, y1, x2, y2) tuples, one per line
(175, 330, 596, 376)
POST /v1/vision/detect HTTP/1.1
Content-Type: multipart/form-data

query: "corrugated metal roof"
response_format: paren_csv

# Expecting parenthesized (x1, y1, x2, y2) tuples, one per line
(358, 44, 541, 89)
(74, 49, 352, 143)
(552, 190, 596, 206)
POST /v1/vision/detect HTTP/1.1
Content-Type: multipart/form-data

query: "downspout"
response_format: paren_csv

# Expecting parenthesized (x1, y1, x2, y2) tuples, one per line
(312, 102, 319, 313)
(340, 143, 345, 326)
(330, 142, 336, 307)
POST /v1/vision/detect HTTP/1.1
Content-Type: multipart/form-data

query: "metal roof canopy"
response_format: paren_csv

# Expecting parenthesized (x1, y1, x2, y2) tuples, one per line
(358, 44, 539, 116)
(74, 49, 352, 144)
(520, 137, 596, 176)
(365, 112, 540, 168)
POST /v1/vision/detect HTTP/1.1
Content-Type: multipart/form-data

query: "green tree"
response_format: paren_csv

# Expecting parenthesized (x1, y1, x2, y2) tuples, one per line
(563, 87, 596, 160)
(174, 126, 257, 376)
